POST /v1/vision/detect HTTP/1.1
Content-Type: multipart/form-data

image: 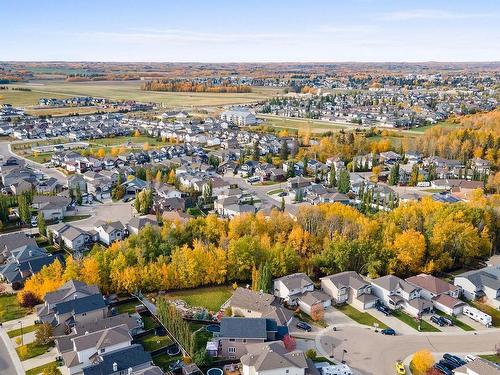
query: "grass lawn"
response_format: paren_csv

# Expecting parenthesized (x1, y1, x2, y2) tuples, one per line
(193, 328, 213, 353)
(478, 354, 500, 363)
(189, 322, 206, 333)
(0, 294, 31, 323)
(258, 115, 347, 134)
(7, 324, 37, 338)
(469, 301, 500, 327)
(91, 135, 168, 147)
(114, 300, 143, 314)
(62, 214, 91, 222)
(26, 152, 53, 164)
(392, 310, 440, 332)
(44, 245, 59, 254)
(294, 311, 328, 329)
(139, 333, 173, 352)
(335, 304, 389, 329)
(163, 285, 232, 312)
(25, 361, 60, 375)
(152, 353, 183, 372)
(434, 310, 475, 331)
(142, 315, 158, 331)
(186, 208, 204, 217)
(16, 342, 54, 361)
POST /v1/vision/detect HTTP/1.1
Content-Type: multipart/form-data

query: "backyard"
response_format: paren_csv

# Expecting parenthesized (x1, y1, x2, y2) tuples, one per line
(162, 285, 233, 312)
(0, 294, 31, 323)
(138, 333, 173, 352)
(335, 304, 389, 329)
(152, 353, 183, 372)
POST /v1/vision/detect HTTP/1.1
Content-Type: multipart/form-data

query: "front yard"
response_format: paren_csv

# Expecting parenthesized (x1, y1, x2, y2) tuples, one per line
(7, 324, 37, 338)
(335, 304, 388, 329)
(0, 294, 31, 323)
(162, 285, 233, 312)
(16, 341, 54, 361)
(25, 361, 61, 375)
(392, 310, 440, 332)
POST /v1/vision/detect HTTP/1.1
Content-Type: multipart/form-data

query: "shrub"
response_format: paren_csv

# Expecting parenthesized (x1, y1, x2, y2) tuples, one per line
(17, 291, 42, 308)
(305, 349, 317, 359)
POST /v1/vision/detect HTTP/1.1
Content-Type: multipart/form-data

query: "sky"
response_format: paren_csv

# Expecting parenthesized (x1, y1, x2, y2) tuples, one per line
(1, 0, 499, 62)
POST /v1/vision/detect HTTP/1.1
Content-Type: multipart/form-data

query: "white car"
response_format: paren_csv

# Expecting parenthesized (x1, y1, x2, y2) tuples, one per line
(465, 354, 477, 363)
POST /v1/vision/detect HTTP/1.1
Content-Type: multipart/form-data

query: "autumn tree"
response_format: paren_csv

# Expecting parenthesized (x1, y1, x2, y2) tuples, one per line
(35, 323, 53, 345)
(411, 349, 434, 375)
(310, 303, 325, 321)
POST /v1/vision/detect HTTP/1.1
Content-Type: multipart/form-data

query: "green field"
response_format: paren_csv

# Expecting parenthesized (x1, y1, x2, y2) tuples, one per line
(479, 353, 500, 363)
(163, 285, 233, 312)
(138, 333, 173, 352)
(91, 135, 168, 147)
(0, 294, 31, 323)
(258, 115, 348, 134)
(2, 81, 281, 108)
(335, 304, 389, 329)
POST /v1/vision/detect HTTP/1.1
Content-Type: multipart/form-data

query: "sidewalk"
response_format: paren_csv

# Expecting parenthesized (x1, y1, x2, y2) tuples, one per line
(1, 313, 37, 332)
(0, 327, 24, 375)
(22, 346, 58, 372)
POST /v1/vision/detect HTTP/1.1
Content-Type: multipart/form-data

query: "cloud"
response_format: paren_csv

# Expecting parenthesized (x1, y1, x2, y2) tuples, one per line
(380, 9, 497, 21)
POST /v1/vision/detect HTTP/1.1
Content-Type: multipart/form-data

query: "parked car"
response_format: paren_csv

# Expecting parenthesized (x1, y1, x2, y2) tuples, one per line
(278, 191, 288, 197)
(376, 303, 391, 316)
(440, 316, 454, 326)
(381, 328, 396, 336)
(434, 364, 452, 375)
(30, 216, 38, 227)
(395, 360, 406, 374)
(464, 354, 477, 363)
(443, 354, 465, 366)
(296, 321, 312, 332)
(247, 176, 260, 184)
(430, 315, 445, 327)
(438, 359, 458, 370)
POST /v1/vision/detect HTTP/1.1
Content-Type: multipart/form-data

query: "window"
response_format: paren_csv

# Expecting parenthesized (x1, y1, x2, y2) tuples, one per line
(228, 347, 236, 354)
(229, 338, 235, 342)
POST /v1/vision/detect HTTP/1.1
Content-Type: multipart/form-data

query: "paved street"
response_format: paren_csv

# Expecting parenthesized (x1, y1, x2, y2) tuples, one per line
(0, 328, 24, 375)
(0, 140, 67, 184)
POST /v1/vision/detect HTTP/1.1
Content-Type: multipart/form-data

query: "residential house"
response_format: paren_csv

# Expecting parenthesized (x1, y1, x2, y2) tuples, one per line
(273, 273, 314, 304)
(209, 317, 276, 360)
(0, 232, 37, 263)
(406, 274, 465, 316)
(220, 107, 257, 126)
(36, 280, 102, 325)
(228, 287, 293, 327)
(52, 293, 107, 328)
(321, 271, 378, 311)
(93, 220, 126, 245)
(50, 223, 96, 253)
(32, 195, 71, 220)
(454, 266, 500, 309)
(82, 344, 155, 375)
(453, 357, 500, 375)
(240, 341, 314, 375)
(371, 275, 433, 317)
(127, 216, 159, 235)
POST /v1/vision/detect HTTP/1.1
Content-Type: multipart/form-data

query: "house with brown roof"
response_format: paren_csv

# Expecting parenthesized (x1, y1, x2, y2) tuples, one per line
(406, 273, 465, 316)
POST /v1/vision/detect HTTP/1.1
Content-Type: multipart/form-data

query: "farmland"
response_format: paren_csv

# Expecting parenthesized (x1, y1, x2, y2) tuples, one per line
(1, 80, 282, 108)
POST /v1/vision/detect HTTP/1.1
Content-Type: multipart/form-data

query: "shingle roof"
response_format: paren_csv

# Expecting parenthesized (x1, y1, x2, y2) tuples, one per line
(372, 275, 419, 294)
(82, 344, 152, 375)
(274, 273, 313, 290)
(44, 279, 100, 305)
(406, 274, 459, 295)
(72, 324, 131, 352)
(453, 357, 500, 374)
(241, 341, 308, 371)
(54, 293, 106, 316)
(219, 317, 268, 339)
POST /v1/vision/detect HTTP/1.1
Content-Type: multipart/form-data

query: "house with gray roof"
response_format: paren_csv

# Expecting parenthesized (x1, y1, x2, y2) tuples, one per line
(228, 287, 293, 327)
(321, 271, 378, 310)
(273, 273, 314, 303)
(209, 317, 276, 360)
(240, 341, 315, 375)
(32, 195, 71, 220)
(127, 216, 159, 235)
(62, 324, 132, 375)
(82, 344, 155, 375)
(36, 280, 101, 325)
(453, 357, 500, 375)
(454, 266, 500, 309)
(371, 275, 433, 317)
(53, 293, 107, 329)
(0, 232, 37, 261)
(50, 223, 96, 253)
(93, 220, 126, 245)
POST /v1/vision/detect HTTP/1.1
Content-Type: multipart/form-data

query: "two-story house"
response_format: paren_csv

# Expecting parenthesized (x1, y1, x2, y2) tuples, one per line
(321, 271, 379, 311)
(454, 266, 500, 309)
(273, 273, 314, 304)
(371, 275, 432, 317)
(406, 274, 465, 316)
(93, 221, 126, 246)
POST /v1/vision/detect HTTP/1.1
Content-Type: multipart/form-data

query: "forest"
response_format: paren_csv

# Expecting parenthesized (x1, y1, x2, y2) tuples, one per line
(141, 79, 252, 93)
(20, 193, 499, 304)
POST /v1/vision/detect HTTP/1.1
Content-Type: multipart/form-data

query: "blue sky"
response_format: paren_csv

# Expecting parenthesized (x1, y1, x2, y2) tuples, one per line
(1, 0, 499, 62)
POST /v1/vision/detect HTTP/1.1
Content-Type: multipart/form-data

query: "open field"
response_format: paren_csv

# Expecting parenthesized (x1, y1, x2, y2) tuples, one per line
(163, 285, 233, 311)
(257, 115, 348, 134)
(2, 81, 282, 108)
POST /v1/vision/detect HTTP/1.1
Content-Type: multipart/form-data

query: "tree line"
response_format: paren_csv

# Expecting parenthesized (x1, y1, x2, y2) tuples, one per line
(142, 80, 252, 93)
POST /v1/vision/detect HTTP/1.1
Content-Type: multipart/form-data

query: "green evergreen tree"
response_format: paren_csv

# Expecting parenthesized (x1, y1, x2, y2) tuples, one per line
(338, 170, 351, 194)
(37, 211, 46, 237)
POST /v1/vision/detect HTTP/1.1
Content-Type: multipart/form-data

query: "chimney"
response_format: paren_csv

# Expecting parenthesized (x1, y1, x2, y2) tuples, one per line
(28, 250, 32, 257)
(112, 362, 118, 372)
(128, 368, 133, 375)
(74, 294, 78, 299)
